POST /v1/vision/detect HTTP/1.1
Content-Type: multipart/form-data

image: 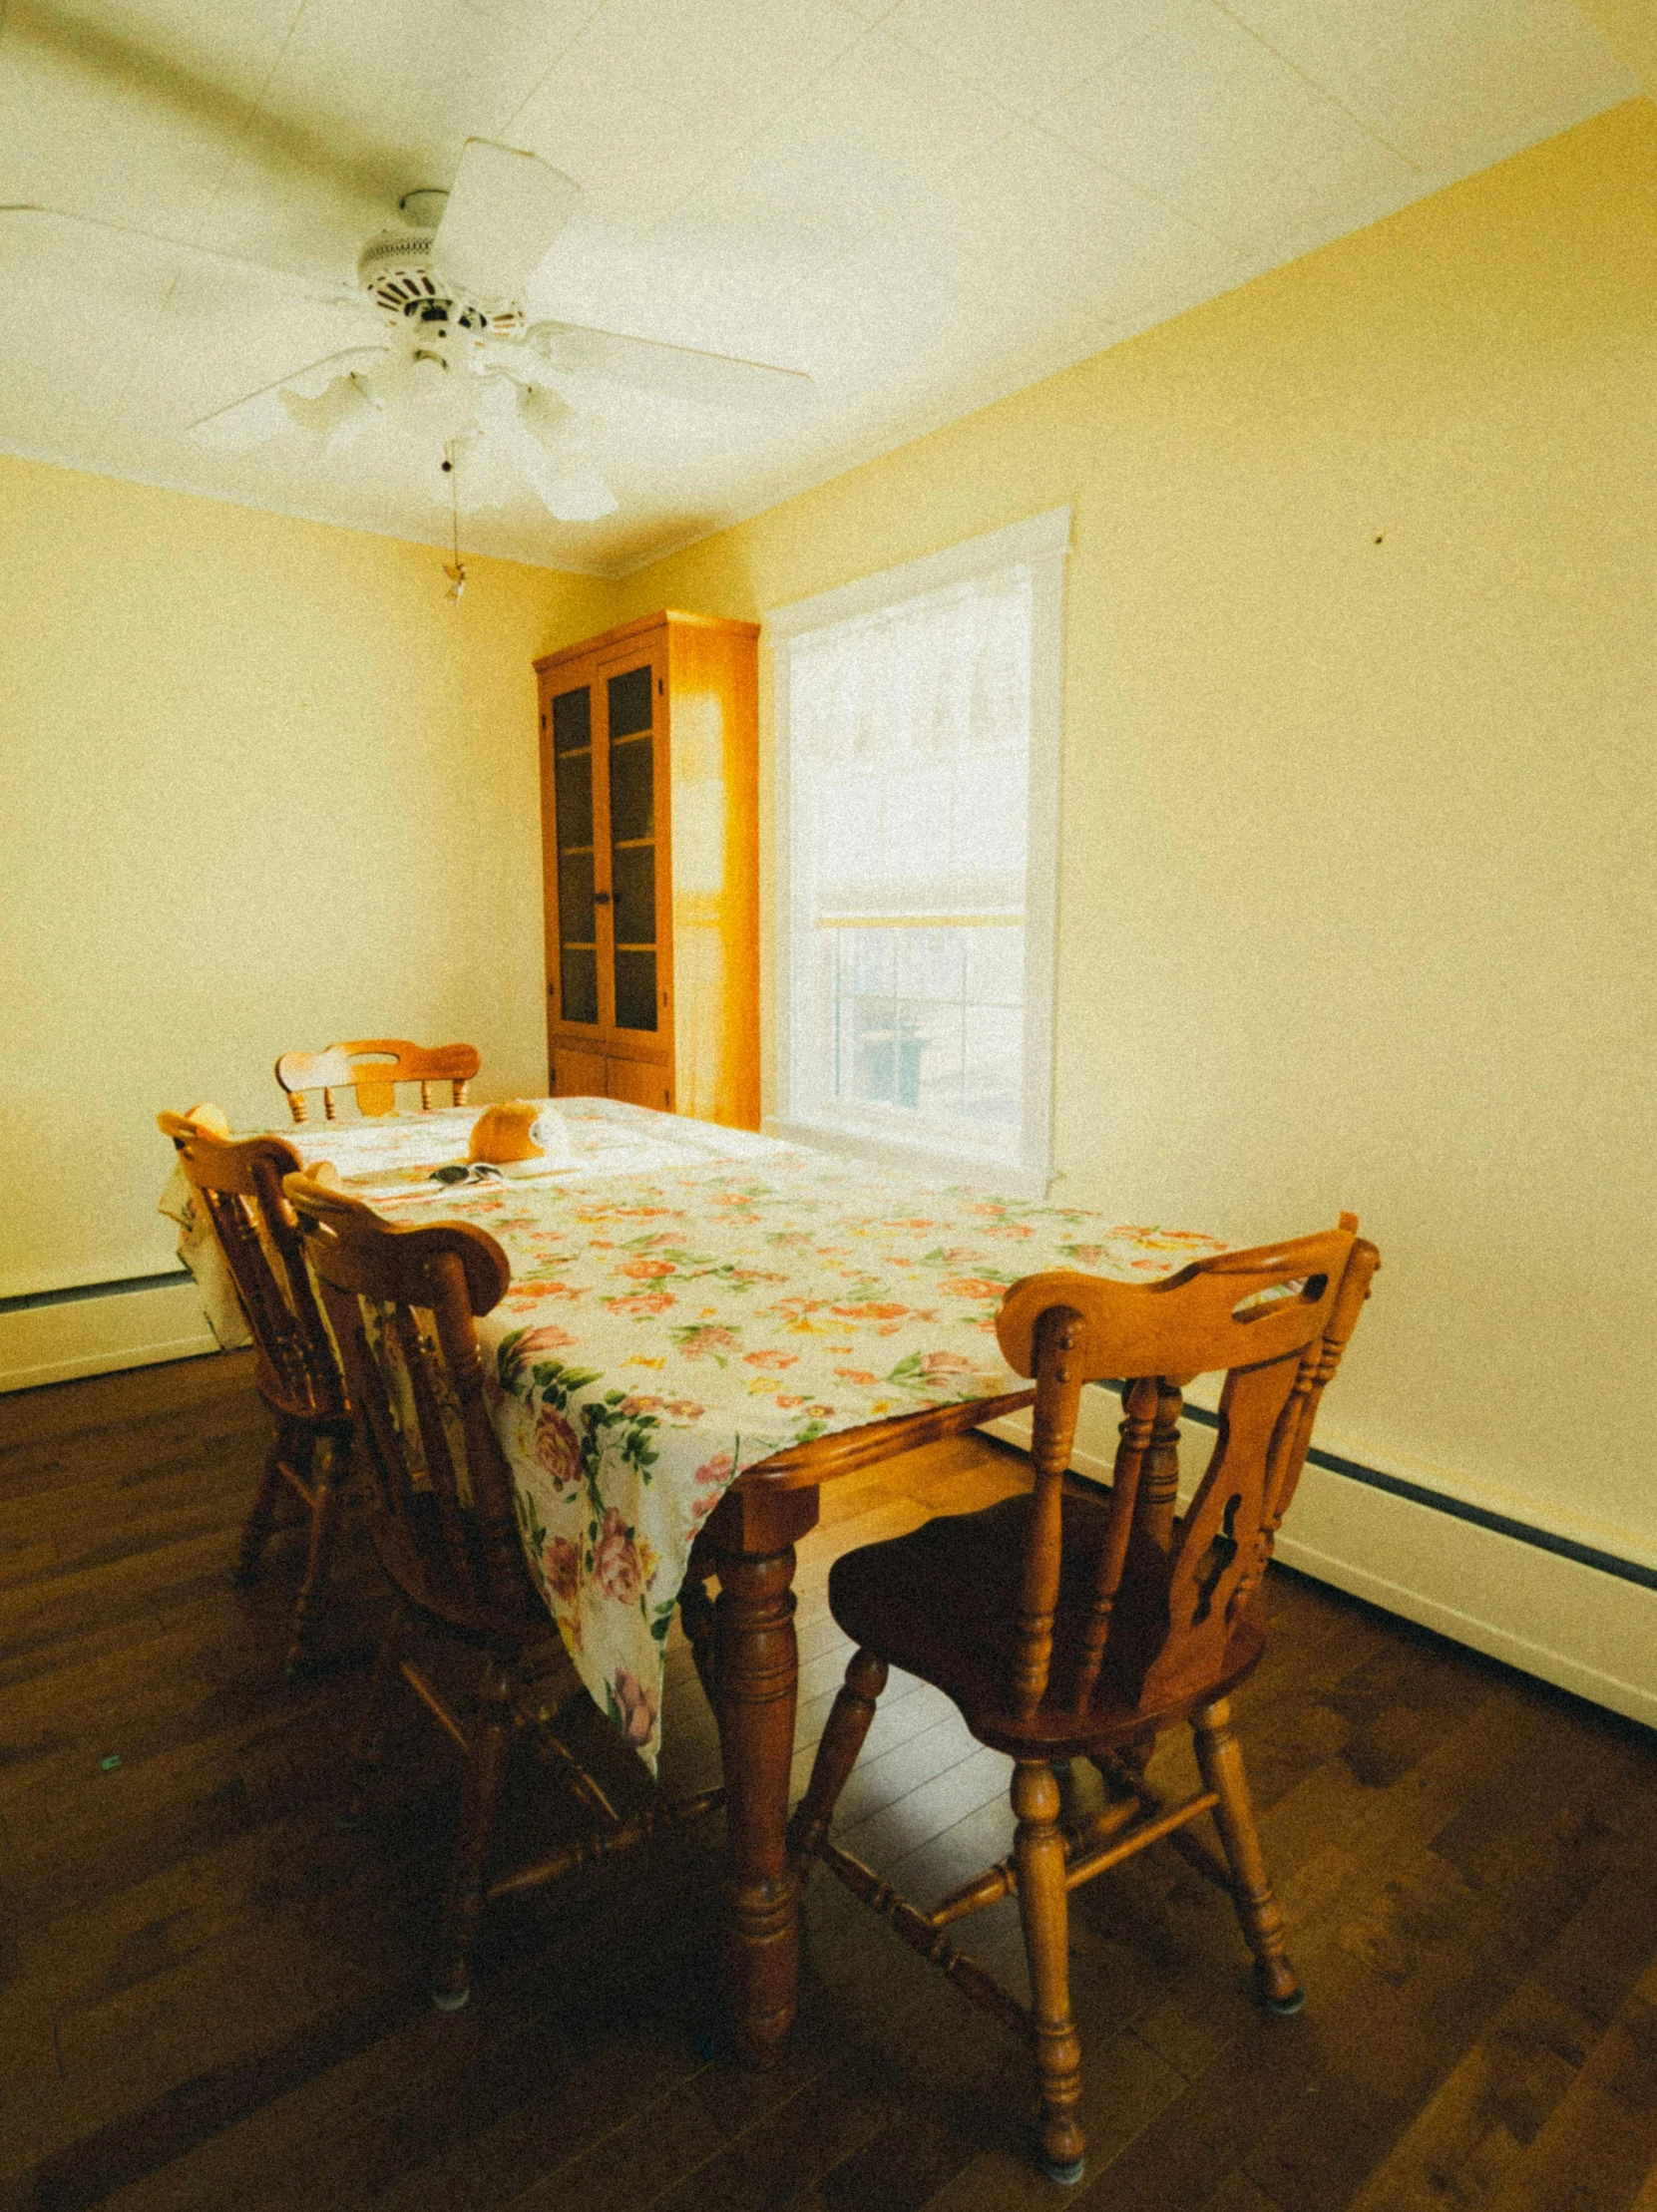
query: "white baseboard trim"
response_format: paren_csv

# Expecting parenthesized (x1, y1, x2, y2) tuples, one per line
(984, 1396, 1657, 1732)
(0, 1277, 220, 1392)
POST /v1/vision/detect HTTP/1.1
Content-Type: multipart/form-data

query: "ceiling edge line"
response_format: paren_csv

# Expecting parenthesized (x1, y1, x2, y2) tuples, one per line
(0, 436, 614, 577)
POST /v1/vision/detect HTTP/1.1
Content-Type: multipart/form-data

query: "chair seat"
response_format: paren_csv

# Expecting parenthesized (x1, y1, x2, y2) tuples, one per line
(827, 1490, 1265, 1760)
(368, 1507, 550, 1649)
(253, 1354, 350, 1431)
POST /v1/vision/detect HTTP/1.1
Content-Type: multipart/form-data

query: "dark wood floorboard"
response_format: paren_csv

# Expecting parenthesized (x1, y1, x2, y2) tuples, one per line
(2, 1352, 1656, 2212)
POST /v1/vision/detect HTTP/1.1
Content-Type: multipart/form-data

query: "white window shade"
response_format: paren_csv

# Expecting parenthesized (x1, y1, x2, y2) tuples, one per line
(771, 511, 1066, 1190)
(794, 566, 1032, 922)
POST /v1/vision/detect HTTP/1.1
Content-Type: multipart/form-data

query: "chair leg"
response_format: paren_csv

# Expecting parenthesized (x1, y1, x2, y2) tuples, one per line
(1191, 1695, 1303, 2014)
(787, 1648, 887, 1879)
(1012, 1760, 1086, 2186)
(341, 1597, 408, 1831)
(234, 1416, 299, 1586)
(678, 1558, 720, 1713)
(284, 1429, 347, 1675)
(431, 1654, 518, 2012)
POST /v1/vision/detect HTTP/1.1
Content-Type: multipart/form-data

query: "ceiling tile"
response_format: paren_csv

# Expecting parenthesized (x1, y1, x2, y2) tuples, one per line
(910, 124, 1237, 321)
(880, 0, 1185, 120)
(785, 220, 1069, 395)
(655, 31, 1017, 274)
(1217, 0, 1638, 176)
(510, 87, 731, 228)
(1040, 0, 1422, 254)
(509, 0, 866, 148)
(0, 1, 297, 236)
(1, 0, 305, 111)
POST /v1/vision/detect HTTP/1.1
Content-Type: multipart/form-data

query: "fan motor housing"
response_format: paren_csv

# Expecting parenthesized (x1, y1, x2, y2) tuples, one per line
(356, 230, 525, 336)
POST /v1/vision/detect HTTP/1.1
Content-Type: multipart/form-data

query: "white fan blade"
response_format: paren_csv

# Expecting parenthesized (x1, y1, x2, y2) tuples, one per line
(523, 321, 814, 412)
(190, 347, 388, 449)
(0, 205, 367, 313)
(430, 142, 581, 304)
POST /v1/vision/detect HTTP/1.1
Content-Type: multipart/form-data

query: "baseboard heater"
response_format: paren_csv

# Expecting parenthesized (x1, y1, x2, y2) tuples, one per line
(984, 1391, 1657, 1733)
(1172, 1398, 1657, 1596)
(0, 1269, 218, 1393)
(0, 1270, 194, 1314)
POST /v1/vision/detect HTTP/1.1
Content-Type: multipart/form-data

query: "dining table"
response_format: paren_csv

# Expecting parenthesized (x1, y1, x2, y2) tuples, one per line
(162, 1095, 1226, 2065)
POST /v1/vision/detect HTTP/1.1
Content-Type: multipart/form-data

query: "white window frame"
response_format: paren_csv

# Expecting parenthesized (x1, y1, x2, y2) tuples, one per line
(767, 507, 1068, 1198)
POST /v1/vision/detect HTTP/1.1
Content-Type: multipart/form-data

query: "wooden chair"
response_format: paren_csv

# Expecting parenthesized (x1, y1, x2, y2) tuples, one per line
(283, 1171, 724, 2011)
(274, 1038, 481, 1124)
(158, 1110, 352, 1672)
(788, 1216, 1381, 2186)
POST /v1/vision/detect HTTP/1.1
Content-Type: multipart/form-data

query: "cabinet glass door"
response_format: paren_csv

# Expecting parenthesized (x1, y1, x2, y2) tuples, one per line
(551, 680, 600, 1027)
(605, 660, 659, 1033)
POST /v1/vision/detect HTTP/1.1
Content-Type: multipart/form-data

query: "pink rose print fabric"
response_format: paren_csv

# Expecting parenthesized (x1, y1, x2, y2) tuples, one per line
(165, 1097, 1222, 1770)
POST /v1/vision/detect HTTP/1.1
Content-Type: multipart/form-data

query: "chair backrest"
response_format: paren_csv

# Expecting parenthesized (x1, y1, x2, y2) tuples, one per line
(994, 1215, 1380, 1717)
(274, 1039, 481, 1124)
(158, 1110, 344, 1422)
(282, 1172, 532, 1624)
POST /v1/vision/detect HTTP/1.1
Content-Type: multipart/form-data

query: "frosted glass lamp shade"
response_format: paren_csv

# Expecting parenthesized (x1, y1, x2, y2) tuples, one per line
(365, 349, 482, 440)
(516, 382, 582, 456)
(281, 373, 376, 445)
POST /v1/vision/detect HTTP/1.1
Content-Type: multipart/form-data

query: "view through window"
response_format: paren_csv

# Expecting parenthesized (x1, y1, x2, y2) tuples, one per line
(774, 514, 1065, 1181)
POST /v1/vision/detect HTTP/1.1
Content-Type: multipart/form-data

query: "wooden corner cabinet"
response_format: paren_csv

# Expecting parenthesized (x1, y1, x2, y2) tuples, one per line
(536, 609, 760, 1127)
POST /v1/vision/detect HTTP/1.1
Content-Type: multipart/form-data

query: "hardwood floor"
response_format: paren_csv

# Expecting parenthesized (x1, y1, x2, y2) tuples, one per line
(3, 1351, 1657, 2212)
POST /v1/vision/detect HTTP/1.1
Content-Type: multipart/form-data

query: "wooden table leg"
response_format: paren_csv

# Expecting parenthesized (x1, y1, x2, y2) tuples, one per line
(705, 1480, 820, 2068)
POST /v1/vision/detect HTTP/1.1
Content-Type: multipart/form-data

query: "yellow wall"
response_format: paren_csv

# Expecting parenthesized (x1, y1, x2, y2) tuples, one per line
(612, 102, 1657, 1560)
(0, 456, 614, 1296)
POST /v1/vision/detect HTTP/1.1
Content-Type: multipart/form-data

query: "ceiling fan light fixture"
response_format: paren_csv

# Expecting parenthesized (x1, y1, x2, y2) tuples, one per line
(536, 463, 620, 523)
(364, 344, 481, 441)
(515, 380, 582, 457)
(280, 371, 377, 445)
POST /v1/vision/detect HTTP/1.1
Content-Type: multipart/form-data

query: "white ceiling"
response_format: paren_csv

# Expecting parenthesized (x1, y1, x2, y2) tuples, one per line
(0, 0, 1635, 575)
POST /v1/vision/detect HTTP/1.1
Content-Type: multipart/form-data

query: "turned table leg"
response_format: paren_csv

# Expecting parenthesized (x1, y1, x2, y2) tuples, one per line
(706, 1481, 819, 2069)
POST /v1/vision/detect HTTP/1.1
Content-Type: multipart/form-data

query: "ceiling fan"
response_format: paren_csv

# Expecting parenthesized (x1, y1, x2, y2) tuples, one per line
(2, 140, 814, 530)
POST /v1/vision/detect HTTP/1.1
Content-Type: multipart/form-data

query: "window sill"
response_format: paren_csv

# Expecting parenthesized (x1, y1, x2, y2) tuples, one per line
(764, 1117, 1050, 1200)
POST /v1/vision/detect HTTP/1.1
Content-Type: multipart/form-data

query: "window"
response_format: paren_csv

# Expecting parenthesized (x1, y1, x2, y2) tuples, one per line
(770, 510, 1067, 1192)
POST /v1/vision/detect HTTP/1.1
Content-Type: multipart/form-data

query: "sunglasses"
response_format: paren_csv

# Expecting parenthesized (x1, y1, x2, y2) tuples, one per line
(428, 1163, 506, 1187)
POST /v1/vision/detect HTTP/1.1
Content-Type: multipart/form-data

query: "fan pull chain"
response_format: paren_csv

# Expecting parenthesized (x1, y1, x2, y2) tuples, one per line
(442, 441, 466, 602)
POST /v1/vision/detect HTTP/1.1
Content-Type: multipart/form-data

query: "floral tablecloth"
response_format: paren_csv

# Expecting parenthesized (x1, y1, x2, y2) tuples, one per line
(163, 1100, 1224, 1766)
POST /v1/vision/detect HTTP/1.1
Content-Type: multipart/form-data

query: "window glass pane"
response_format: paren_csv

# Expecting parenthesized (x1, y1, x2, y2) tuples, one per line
(612, 844, 655, 944)
(614, 948, 657, 1030)
(904, 998, 965, 1120)
(897, 927, 965, 1002)
(843, 1000, 910, 1109)
(608, 665, 652, 739)
(964, 926, 1025, 1005)
(555, 748, 592, 851)
(964, 1003, 1022, 1127)
(552, 685, 591, 754)
(609, 735, 654, 842)
(839, 927, 894, 996)
(557, 848, 594, 945)
(560, 946, 598, 1025)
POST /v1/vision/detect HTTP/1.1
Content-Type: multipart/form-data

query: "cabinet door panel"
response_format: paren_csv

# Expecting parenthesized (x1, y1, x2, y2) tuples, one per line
(599, 652, 664, 1039)
(553, 1046, 608, 1097)
(607, 1056, 671, 1111)
(546, 674, 602, 1035)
